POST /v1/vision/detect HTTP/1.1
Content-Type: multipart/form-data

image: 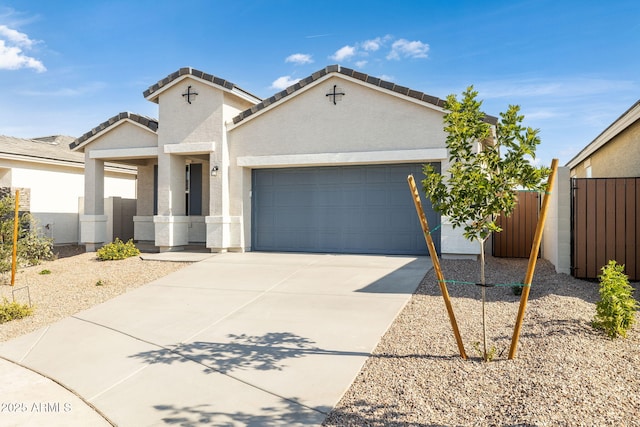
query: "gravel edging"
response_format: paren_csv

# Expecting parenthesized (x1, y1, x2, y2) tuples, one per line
(0, 249, 192, 342)
(323, 256, 640, 427)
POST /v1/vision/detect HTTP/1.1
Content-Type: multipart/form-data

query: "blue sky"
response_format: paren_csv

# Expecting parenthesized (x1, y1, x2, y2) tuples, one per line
(0, 0, 638, 166)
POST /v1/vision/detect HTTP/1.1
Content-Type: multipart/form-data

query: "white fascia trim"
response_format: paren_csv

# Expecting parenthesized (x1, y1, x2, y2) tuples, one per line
(146, 74, 261, 105)
(237, 148, 448, 168)
(0, 153, 84, 169)
(337, 73, 448, 114)
(227, 73, 447, 131)
(90, 147, 159, 160)
(163, 141, 215, 155)
(566, 101, 640, 169)
(74, 119, 157, 151)
(226, 75, 331, 130)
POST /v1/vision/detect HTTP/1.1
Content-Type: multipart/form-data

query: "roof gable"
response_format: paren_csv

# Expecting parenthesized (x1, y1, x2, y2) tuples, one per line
(231, 65, 484, 126)
(566, 99, 640, 169)
(143, 67, 262, 104)
(70, 112, 158, 151)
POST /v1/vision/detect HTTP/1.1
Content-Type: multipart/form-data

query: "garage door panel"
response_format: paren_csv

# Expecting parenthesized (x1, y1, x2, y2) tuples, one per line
(252, 163, 439, 255)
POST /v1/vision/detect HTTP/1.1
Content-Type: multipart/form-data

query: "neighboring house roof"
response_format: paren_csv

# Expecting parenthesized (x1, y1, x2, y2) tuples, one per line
(0, 134, 85, 166)
(143, 67, 262, 104)
(0, 134, 136, 174)
(231, 64, 498, 126)
(70, 112, 158, 151)
(566, 99, 640, 169)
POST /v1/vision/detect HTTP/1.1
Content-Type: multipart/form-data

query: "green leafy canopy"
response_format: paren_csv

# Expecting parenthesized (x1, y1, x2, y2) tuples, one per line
(422, 86, 550, 242)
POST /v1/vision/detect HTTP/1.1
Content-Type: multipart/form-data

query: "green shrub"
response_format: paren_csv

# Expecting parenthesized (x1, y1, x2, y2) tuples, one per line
(0, 297, 34, 324)
(18, 228, 54, 265)
(0, 196, 54, 273)
(96, 238, 140, 261)
(592, 260, 638, 339)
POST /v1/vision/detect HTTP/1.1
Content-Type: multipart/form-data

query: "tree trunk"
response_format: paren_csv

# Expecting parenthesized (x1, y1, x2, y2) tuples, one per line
(479, 238, 488, 361)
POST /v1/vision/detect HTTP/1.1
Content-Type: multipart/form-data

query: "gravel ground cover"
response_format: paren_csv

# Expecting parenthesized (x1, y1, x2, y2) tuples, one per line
(1, 248, 638, 426)
(0, 246, 191, 342)
(324, 256, 640, 427)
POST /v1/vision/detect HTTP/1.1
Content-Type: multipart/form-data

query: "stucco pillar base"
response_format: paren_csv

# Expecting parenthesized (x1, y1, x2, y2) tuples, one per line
(79, 214, 108, 252)
(154, 215, 190, 250)
(206, 216, 243, 252)
(133, 216, 155, 241)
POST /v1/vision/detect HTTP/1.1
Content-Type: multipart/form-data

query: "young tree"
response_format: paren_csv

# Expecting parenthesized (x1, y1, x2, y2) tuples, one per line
(422, 86, 549, 361)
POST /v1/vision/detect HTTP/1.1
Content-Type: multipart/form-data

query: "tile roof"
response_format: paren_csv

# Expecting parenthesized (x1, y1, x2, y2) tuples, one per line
(70, 112, 158, 150)
(0, 134, 84, 164)
(0, 134, 137, 173)
(231, 64, 498, 125)
(143, 67, 261, 102)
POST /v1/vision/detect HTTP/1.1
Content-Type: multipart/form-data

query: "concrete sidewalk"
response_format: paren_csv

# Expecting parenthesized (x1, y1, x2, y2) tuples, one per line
(0, 252, 431, 426)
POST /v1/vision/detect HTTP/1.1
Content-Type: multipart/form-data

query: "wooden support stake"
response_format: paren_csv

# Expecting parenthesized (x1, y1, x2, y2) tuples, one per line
(11, 190, 19, 287)
(407, 175, 467, 359)
(508, 159, 559, 359)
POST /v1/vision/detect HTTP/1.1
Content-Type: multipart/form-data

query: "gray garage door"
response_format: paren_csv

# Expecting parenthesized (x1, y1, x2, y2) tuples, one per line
(252, 163, 440, 255)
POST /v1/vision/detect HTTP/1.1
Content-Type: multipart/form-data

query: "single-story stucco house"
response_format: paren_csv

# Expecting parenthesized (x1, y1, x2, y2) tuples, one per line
(566, 99, 640, 178)
(0, 134, 136, 244)
(70, 65, 489, 257)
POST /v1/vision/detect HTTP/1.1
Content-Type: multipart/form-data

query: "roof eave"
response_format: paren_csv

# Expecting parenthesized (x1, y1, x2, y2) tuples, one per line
(566, 99, 640, 169)
(70, 112, 158, 152)
(229, 64, 474, 129)
(143, 67, 262, 105)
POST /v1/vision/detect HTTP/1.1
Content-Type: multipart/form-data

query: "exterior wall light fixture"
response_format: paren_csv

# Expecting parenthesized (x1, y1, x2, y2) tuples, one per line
(211, 165, 219, 176)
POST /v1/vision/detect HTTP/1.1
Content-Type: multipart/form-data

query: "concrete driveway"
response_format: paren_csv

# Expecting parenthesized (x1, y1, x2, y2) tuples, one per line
(0, 252, 431, 426)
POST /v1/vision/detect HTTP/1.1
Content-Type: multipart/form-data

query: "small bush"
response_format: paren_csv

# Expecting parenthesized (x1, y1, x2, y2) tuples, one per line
(0, 297, 34, 324)
(96, 238, 140, 261)
(592, 260, 638, 339)
(38, 269, 51, 275)
(0, 197, 54, 273)
(18, 229, 54, 265)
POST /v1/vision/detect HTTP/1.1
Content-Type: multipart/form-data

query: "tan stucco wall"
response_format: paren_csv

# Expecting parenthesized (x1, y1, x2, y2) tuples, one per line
(157, 80, 225, 146)
(82, 121, 158, 151)
(571, 119, 640, 178)
(229, 76, 446, 157)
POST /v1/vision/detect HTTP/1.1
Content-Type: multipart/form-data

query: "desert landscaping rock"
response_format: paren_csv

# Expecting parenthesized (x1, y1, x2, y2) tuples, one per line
(0, 248, 191, 342)
(323, 256, 640, 426)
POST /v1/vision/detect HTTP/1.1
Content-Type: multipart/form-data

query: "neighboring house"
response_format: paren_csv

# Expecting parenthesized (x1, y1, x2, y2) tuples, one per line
(0, 134, 137, 244)
(71, 65, 492, 257)
(566, 99, 640, 177)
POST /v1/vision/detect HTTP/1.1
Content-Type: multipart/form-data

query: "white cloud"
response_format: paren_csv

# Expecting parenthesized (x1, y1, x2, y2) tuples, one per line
(355, 60, 368, 68)
(331, 45, 356, 62)
(270, 75, 300, 90)
(0, 24, 33, 47)
(387, 39, 429, 60)
(0, 24, 45, 72)
(380, 74, 395, 82)
(285, 53, 313, 65)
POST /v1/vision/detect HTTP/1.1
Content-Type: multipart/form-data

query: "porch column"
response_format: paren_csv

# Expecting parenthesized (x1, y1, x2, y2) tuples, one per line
(133, 163, 155, 242)
(80, 156, 107, 251)
(206, 147, 243, 252)
(154, 152, 188, 251)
